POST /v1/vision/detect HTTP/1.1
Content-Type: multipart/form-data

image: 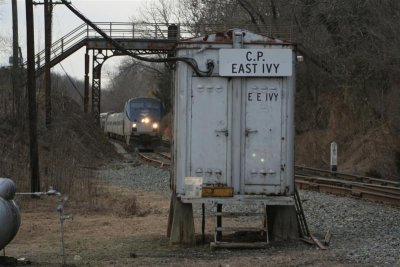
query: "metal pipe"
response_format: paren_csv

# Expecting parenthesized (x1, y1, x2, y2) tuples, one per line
(60, 212, 65, 265)
(57, 196, 72, 265)
(15, 186, 61, 197)
(202, 203, 205, 244)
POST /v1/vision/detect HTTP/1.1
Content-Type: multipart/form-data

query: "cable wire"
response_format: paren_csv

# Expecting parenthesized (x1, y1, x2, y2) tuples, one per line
(58, 62, 84, 99)
(60, 0, 215, 77)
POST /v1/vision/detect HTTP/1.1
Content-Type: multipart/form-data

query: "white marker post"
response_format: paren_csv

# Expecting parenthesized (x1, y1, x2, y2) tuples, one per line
(330, 142, 338, 172)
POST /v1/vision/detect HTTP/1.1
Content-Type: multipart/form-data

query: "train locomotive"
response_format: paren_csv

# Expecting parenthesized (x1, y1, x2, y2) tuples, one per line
(104, 97, 163, 145)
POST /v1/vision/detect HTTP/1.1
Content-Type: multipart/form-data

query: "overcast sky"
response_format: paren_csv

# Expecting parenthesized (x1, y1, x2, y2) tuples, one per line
(0, 0, 152, 87)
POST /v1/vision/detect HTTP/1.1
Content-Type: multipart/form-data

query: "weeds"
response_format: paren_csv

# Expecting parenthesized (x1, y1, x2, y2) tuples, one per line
(365, 169, 382, 178)
(0, 90, 116, 212)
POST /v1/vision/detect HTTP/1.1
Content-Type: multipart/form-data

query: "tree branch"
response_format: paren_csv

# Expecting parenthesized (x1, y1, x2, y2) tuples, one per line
(237, 0, 262, 32)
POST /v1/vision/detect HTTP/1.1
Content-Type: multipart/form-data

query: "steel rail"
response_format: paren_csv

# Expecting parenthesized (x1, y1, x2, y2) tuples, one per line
(156, 152, 171, 160)
(136, 151, 399, 205)
(138, 152, 170, 168)
(295, 173, 400, 206)
(295, 165, 400, 187)
(296, 175, 400, 195)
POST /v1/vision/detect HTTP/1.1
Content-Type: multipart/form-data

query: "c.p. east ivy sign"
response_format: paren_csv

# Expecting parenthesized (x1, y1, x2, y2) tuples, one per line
(219, 49, 292, 77)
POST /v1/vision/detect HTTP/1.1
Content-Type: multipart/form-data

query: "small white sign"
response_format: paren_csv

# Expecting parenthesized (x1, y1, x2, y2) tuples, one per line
(184, 177, 202, 198)
(219, 49, 292, 77)
(330, 142, 338, 166)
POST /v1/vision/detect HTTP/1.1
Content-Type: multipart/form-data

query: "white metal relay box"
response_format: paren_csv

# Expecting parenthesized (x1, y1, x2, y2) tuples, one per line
(172, 29, 296, 199)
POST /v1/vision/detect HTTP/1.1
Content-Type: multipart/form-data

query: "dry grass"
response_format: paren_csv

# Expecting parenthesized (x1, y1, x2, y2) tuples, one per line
(0, 91, 117, 212)
(7, 184, 357, 267)
(7, 184, 172, 266)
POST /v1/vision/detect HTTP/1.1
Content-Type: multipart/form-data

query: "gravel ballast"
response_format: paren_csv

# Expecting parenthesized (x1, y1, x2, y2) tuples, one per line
(96, 147, 400, 266)
(97, 160, 171, 195)
(300, 190, 400, 266)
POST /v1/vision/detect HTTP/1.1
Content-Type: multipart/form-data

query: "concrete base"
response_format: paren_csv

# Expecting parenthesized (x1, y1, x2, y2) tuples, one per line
(167, 193, 195, 246)
(267, 205, 300, 241)
(166, 193, 175, 238)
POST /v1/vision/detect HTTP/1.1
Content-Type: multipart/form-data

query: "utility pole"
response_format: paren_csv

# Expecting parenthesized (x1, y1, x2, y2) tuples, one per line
(12, 0, 20, 120)
(44, 0, 53, 127)
(32, 0, 68, 124)
(26, 0, 40, 193)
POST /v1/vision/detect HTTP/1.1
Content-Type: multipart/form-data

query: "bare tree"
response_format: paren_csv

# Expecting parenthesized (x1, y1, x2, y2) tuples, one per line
(0, 0, 12, 119)
(139, 0, 181, 25)
(174, 0, 400, 176)
(0, 38, 10, 56)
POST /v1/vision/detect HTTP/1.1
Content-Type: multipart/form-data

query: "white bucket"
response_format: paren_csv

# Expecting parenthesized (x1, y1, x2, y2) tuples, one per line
(184, 177, 202, 198)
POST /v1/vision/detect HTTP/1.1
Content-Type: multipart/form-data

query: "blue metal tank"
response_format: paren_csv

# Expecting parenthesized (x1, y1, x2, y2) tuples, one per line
(0, 178, 21, 250)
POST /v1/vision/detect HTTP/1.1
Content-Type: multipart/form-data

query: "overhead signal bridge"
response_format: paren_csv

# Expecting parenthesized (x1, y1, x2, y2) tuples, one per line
(30, 22, 294, 123)
(33, 22, 180, 120)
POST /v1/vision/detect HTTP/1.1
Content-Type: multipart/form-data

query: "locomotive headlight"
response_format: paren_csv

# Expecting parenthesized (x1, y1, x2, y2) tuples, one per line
(152, 123, 158, 129)
(141, 117, 150, 124)
(132, 123, 137, 128)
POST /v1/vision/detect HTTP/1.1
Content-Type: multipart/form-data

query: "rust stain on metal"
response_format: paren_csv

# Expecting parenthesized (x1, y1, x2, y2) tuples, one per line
(202, 186, 233, 197)
(215, 31, 232, 42)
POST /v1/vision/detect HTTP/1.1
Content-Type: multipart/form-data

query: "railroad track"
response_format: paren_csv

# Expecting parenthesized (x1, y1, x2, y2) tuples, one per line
(161, 139, 171, 147)
(138, 152, 171, 168)
(295, 166, 400, 206)
(136, 153, 400, 206)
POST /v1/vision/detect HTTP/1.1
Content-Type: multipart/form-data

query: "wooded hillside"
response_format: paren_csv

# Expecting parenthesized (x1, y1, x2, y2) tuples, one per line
(140, 0, 400, 178)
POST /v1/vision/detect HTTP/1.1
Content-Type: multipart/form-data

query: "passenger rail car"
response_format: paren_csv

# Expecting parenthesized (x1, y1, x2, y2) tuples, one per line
(104, 97, 163, 145)
(100, 112, 113, 129)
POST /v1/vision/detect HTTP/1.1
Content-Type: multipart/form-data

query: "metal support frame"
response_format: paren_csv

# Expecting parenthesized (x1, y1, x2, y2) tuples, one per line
(90, 48, 167, 123)
(202, 203, 205, 243)
(91, 49, 115, 124)
(26, 21, 181, 125)
(216, 204, 222, 241)
(84, 50, 89, 113)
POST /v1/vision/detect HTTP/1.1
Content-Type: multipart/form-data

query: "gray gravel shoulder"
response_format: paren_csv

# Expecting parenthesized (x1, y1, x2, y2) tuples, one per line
(300, 190, 400, 266)
(97, 141, 171, 195)
(96, 142, 400, 266)
(96, 158, 171, 196)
